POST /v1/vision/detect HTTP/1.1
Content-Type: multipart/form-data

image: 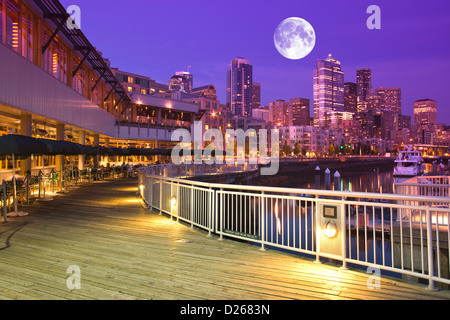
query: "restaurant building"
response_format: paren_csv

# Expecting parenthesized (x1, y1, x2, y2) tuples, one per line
(0, 0, 199, 178)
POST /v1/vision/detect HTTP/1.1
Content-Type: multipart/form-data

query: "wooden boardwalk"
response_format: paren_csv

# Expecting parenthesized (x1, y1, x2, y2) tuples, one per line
(0, 178, 449, 300)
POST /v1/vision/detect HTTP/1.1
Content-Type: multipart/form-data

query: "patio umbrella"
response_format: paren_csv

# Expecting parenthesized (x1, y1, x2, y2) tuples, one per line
(82, 145, 98, 156)
(57, 140, 85, 155)
(127, 147, 142, 156)
(140, 148, 157, 156)
(0, 134, 47, 216)
(37, 138, 66, 155)
(97, 146, 113, 155)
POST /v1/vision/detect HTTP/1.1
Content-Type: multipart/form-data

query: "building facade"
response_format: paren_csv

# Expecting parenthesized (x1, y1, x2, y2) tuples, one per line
(290, 98, 310, 126)
(269, 99, 291, 127)
(356, 68, 372, 112)
(344, 82, 357, 114)
(226, 57, 253, 117)
(168, 71, 193, 93)
(0, 0, 199, 178)
(313, 54, 345, 127)
(375, 87, 402, 114)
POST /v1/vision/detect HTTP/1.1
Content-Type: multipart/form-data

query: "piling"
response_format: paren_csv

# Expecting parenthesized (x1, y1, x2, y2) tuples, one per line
(324, 168, 331, 190)
(315, 166, 320, 189)
(334, 170, 341, 191)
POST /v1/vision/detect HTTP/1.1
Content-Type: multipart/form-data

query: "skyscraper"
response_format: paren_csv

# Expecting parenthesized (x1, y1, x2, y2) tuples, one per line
(252, 82, 261, 110)
(226, 57, 253, 117)
(344, 82, 357, 113)
(375, 87, 401, 114)
(313, 54, 344, 127)
(356, 68, 372, 111)
(414, 99, 437, 126)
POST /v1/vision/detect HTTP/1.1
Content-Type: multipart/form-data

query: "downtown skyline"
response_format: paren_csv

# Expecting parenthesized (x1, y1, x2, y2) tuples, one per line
(60, 0, 450, 123)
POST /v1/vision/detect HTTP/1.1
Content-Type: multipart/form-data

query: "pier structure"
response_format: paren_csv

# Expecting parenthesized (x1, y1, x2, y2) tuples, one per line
(1, 173, 450, 299)
(139, 164, 450, 290)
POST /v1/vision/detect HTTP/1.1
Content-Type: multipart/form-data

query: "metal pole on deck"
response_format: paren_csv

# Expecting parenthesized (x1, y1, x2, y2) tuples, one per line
(426, 205, 438, 291)
(2, 180, 7, 223)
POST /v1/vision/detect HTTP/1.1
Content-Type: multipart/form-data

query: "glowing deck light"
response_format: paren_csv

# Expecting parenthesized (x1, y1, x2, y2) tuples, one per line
(323, 221, 337, 238)
(170, 196, 177, 208)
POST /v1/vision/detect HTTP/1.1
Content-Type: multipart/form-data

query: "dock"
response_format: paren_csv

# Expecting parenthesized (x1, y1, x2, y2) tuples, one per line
(1, 178, 450, 300)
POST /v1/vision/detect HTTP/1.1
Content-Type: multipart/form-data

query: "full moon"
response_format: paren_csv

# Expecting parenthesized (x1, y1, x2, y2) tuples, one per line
(274, 17, 316, 60)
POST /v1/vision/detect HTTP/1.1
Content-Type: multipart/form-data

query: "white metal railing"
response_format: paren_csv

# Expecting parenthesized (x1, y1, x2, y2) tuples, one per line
(138, 165, 450, 289)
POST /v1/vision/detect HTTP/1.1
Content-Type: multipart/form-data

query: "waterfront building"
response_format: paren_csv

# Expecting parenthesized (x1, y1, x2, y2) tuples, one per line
(226, 57, 253, 117)
(279, 125, 344, 156)
(112, 68, 169, 96)
(176, 92, 228, 136)
(313, 54, 344, 127)
(0, 0, 199, 178)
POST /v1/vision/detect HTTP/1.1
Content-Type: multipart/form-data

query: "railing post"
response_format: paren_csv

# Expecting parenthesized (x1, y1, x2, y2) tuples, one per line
(314, 194, 322, 264)
(207, 187, 212, 237)
(169, 180, 173, 221)
(260, 190, 266, 251)
(159, 178, 162, 215)
(426, 204, 438, 291)
(190, 185, 194, 229)
(341, 197, 348, 269)
(218, 188, 223, 241)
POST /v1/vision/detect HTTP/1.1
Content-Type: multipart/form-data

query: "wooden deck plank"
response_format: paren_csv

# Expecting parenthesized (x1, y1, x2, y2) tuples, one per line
(0, 178, 449, 300)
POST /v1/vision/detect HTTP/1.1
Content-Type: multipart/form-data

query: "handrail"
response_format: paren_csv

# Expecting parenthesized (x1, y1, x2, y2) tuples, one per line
(139, 165, 450, 205)
(138, 163, 450, 289)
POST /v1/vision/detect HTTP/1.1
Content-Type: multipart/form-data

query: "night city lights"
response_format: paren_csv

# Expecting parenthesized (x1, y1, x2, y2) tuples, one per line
(0, 0, 449, 312)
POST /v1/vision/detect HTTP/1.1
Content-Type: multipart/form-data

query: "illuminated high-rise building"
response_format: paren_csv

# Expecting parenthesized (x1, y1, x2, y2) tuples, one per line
(414, 99, 437, 126)
(344, 82, 357, 113)
(226, 57, 253, 117)
(313, 54, 344, 127)
(356, 69, 372, 101)
(375, 87, 401, 114)
(252, 82, 261, 110)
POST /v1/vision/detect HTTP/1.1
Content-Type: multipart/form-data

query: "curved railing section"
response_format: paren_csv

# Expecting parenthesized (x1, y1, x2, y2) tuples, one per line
(138, 164, 450, 289)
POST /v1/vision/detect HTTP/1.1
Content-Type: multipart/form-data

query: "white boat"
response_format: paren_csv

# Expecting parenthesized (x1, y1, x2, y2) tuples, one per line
(393, 150, 424, 178)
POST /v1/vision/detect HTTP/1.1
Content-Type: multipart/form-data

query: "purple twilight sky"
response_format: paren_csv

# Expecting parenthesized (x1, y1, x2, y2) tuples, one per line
(60, 0, 450, 123)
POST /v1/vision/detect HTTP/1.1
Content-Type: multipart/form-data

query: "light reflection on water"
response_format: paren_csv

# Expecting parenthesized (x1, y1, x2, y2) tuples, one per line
(287, 166, 396, 194)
